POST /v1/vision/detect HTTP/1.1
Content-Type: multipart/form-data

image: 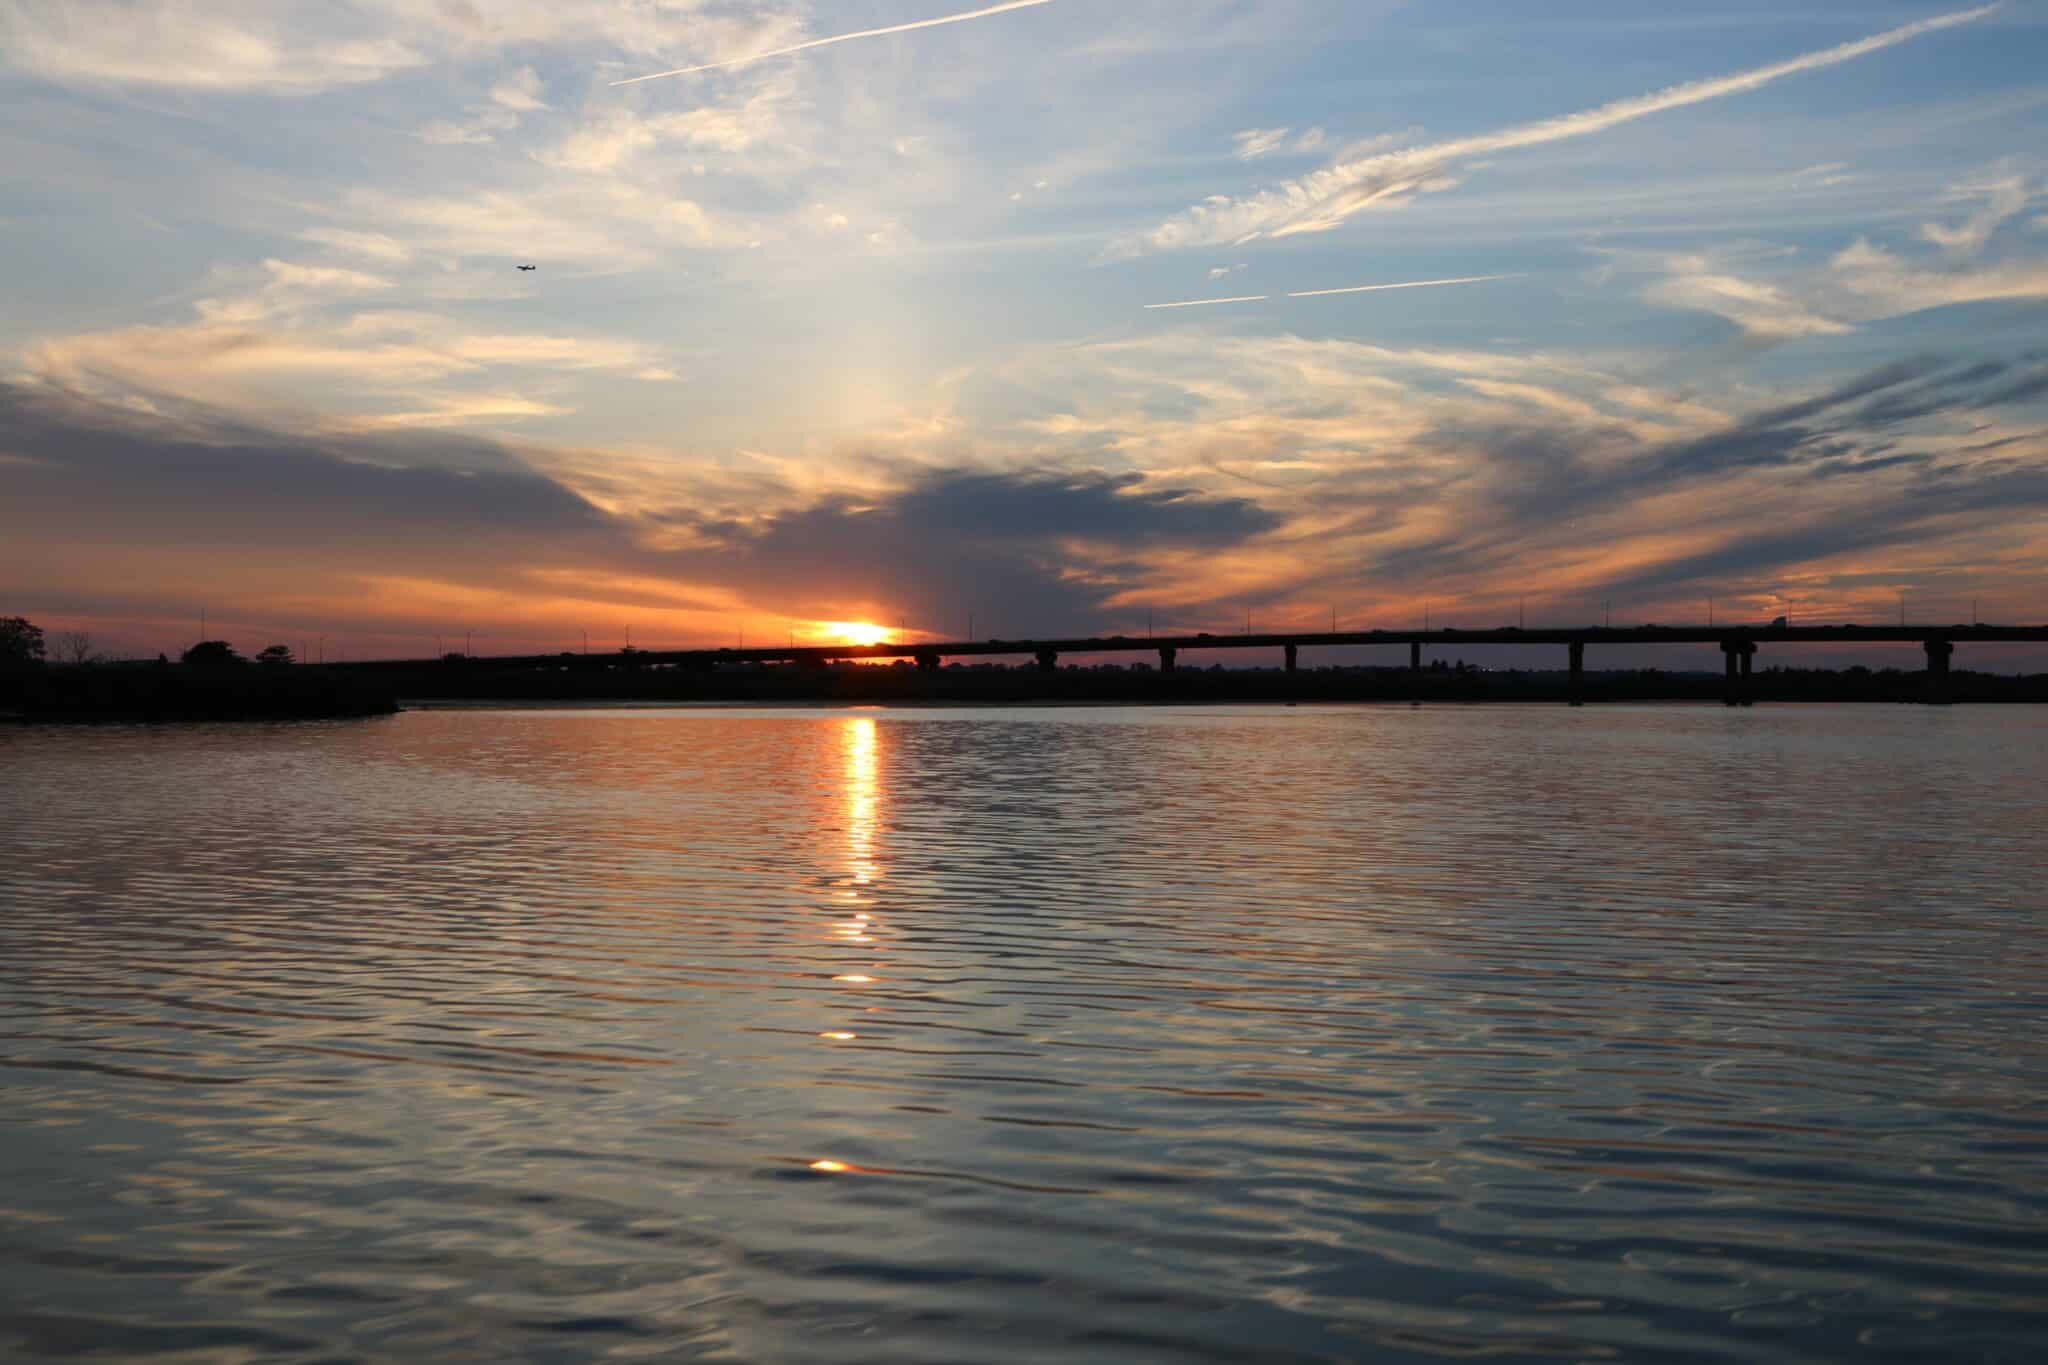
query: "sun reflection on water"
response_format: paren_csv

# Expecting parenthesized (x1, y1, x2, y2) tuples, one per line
(844, 716, 879, 889)
(828, 717, 884, 981)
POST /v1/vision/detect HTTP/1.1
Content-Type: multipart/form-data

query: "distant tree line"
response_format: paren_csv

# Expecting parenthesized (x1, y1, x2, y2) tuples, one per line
(1, 616, 44, 667)
(0, 617, 298, 670)
(3, 616, 395, 721)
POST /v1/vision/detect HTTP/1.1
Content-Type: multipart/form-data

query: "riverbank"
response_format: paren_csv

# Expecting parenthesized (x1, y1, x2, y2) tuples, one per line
(13, 660, 2044, 720)
(354, 659, 2048, 705)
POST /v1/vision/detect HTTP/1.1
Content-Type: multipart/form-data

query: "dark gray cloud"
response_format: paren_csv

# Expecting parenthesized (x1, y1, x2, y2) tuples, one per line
(0, 381, 613, 549)
(1329, 353, 2048, 610)
(1979, 365, 2048, 407)
(1617, 461, 2048, 595)
(0, 382, 1287, 639)
(891, 470, 1277, 547)
(6, 355, 2043, 651)
(669, 470, 1283, 636)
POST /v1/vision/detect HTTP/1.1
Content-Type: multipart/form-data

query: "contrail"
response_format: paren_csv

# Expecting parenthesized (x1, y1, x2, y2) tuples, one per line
(1145, 274, 1517, 310)
(1143, 294, 1271, 310)
(612, 0, 1058, 85)
(1287, 273, 1519, 298)
(1123, 3, 2000, 253)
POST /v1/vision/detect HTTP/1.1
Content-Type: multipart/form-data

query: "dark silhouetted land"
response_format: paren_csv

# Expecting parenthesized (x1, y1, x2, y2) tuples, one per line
(360, 657, 2048, 706)
(1, 661, 398, 723)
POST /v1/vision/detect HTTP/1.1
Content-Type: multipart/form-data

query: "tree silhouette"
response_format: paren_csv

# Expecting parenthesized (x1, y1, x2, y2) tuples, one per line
(56, 631, 97, 666)
(181, 640, 244, 667)
(255, 644, 295, 667)
(1, 616, 46, 666)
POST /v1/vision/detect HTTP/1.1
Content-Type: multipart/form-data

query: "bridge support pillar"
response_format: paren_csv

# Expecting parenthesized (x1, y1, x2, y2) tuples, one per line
(1158, 646, 1177, 674)
(1036, 648, 1059, 674)
(1410, 640, 1422, 673)
(1721, 639, 1756, 707)
(1284, 643, 1298, 674)
(1923, 638, 1954, 705)
(915, 650, 940, 674)
(1568, 641, 1585, 707)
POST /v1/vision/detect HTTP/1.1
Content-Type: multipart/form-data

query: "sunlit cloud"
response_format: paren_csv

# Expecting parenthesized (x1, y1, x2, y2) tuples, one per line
(23, 288, 673, 425)
(344, 394, 574, 428)
(1830, 238, 2048, 316)
(1642, 263, 1855, 339)
(1231, 128, 1290, 161)
(1634, 178, 2048, 339)
(0, 2, 426, 92)
(1120, 4, 2000, 254)
(541, 72, 803, 172)
(297, 228, 413, 264)
(1231, 126, 1330, 160)
(1918, 172, 2032, 258)
(611, 0, 1060, 85)
(0, 1, 788, 95)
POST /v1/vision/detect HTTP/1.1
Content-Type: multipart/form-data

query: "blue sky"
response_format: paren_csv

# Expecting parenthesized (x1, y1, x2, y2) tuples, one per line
(3, 1, 2046, 662)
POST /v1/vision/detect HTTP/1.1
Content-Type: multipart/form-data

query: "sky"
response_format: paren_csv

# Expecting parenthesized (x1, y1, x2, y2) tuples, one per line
(3, 0, 2047, 666)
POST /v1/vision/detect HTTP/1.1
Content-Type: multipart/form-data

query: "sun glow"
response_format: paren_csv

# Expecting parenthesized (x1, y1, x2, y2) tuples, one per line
(827, 621, 892, 647)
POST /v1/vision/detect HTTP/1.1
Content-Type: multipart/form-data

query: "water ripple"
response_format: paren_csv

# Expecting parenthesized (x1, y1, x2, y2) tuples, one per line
(2, 705, 2046, 1362)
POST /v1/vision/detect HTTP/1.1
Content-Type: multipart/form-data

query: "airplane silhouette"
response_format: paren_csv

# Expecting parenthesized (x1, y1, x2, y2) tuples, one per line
(517, 264, 537, 271)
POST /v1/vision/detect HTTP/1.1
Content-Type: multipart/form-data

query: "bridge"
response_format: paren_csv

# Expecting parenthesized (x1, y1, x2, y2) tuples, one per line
(354, 623, 2048, 705)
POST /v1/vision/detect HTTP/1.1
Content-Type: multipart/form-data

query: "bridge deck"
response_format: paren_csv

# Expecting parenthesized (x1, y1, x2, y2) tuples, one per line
(340, 623, 2048, 671)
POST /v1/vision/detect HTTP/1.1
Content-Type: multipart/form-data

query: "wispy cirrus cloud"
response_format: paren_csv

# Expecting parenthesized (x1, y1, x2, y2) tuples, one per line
(1636, 177, 2048, 339)
(417, 66, 548, 145)
(1231, 126, 1327, 160)
(23, 280, 674, 426)
(296, 228, 412, 264)
(1117, 4, 2000, 256)
(986, 329, 2048, 626)
(611, 0, 1060, 85)
(1919, 171, 2032, 257)
(0, 1, 793, 95)
(1831, 237, 2048, 316)
(1642, 261, 1855, 339)
(539, 72, 803, 172)
(0, 1, 425, 93)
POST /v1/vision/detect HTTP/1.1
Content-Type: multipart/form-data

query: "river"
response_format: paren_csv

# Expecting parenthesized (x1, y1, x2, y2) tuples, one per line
(3, 704, 2045, 1362)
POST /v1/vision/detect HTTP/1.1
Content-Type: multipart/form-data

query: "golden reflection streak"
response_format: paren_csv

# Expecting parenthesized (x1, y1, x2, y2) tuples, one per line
(845, 717, 879, 890)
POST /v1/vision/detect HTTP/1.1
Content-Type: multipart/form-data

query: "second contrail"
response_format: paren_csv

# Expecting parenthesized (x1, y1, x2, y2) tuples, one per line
(1286, 273, 1520, 298)
(1145, 273, 1519, 310)
(612, 0, 1059, 85)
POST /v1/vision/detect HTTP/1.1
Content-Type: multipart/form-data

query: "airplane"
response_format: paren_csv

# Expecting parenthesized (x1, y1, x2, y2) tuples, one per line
(517, 264, 537, 271)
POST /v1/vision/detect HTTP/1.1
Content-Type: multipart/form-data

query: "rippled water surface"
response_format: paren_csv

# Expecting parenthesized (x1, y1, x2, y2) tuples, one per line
(3, 704, 2046, 1363)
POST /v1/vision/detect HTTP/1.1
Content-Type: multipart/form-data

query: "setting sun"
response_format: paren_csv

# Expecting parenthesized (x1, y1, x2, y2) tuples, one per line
(827, 622, 891, 647)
